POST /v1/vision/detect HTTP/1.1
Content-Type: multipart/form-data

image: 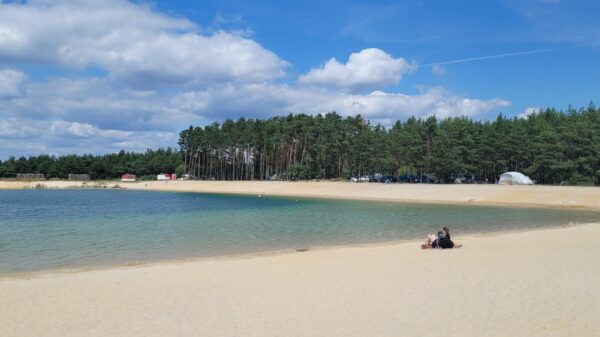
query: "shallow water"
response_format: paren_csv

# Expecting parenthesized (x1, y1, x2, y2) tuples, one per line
(1, 189, 599, 273)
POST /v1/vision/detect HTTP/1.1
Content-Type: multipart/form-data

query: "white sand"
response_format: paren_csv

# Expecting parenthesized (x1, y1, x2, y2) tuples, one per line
(1, 181, 600, 336)
(1, 224, 599, 337)
(4, 180, 600, 209)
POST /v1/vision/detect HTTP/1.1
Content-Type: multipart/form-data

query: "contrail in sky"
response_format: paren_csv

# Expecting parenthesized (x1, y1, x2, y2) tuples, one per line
(420, 48, 556, 67)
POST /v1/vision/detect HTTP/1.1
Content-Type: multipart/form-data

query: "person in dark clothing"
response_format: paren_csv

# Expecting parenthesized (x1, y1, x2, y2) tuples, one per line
(436, 235, 455, 249)
(421, 228, 462, 249)
(431, 231, 453, 249)
(443, 227, 451, 240)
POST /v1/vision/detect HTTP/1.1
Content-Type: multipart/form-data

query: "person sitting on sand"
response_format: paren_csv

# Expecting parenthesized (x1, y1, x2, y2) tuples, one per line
(421, 233, 437, 249)
(432, 230, 454, 249)
(421, 228, 462, 249)
(443, 226, 451, 240)
(441, 227, 462, 248)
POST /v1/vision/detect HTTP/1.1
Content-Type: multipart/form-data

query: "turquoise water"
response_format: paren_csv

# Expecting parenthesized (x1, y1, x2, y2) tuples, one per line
(1, 189, 599, 273)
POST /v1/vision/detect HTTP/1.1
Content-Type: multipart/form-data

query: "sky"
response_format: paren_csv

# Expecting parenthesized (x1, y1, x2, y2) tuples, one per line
(0, 0, 599, 158)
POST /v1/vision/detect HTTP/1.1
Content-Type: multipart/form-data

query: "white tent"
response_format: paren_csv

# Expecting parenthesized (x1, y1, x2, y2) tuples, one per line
(499, 172, 534, 185)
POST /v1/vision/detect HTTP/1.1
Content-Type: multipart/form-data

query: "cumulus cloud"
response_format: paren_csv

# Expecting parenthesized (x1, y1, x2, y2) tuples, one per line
(0, 118, 42, 138)
(518, 106, 541, 118)
(174, 84, 510, 124)
(0, 117, 177, 158)
(0, 0, 287, 88)
(0, 76, 510, 157)
(0, 2, 512, 158)
(299, 48, 415, 93)
(0, 68, 27, 98)
(0, 77, 200, 132)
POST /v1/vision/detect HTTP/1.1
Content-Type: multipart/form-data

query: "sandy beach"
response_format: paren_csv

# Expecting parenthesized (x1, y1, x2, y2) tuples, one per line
(4, 179, 600, 210)
(1, 181, 600, 336)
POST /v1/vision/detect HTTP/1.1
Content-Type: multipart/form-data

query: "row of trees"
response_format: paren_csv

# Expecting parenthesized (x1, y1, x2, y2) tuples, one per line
(179, 105, 600, 185)
(0, 148, 182, 180)
(2, 105, 600, 185)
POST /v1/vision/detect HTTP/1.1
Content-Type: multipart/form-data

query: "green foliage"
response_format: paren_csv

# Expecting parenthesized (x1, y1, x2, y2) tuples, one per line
(0, 148, 181, 180)
(397, 166, 417, 176)
(287, 164, 312, 181)
(4, 104, 600, 186)
(177, 107, 600, 185)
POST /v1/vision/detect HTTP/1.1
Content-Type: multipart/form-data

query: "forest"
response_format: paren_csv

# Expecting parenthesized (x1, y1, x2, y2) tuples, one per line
(0, 148, 182, 180)
(2, 104, 600, 185)
(178, 105, 600, 185)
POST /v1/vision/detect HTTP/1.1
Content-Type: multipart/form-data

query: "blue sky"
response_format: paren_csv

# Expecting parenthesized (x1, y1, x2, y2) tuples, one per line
(0, 0, 599, 158)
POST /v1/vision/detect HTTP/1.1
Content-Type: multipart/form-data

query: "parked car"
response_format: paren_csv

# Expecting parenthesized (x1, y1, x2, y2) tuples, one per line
(420, 174, 439, 184)
(398, 174, 418, 183)
(453, 174, 487, 184)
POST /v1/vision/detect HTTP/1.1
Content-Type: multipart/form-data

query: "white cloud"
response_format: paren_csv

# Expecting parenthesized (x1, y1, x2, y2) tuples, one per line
(174, 84, 510, 124)
(0, 118, 42, 138)
(0, 77, 199, 132)
(299, 48, 415, 93)
(0, 0, 287, 88)
(0, 76, 510, 157)
(0, 68, 27, 98)
(0, 117, 177, 158)
(0, 2, 512, 158)
(518, 106, 541, 118)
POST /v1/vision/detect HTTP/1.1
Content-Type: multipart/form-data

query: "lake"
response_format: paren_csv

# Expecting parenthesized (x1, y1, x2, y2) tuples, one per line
(1, 189, 599, 273)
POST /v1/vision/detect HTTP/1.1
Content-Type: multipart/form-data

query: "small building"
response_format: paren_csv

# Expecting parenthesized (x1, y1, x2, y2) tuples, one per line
(121, 174, 137, 182)
(16, 173, 45, 180)
(157, 173, 177, 181)
(68, 174, 90, 181)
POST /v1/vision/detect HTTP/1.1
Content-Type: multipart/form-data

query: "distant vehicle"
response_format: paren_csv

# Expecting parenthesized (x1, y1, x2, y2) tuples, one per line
(453, 174, 486, 184)
(371, 174, 396, 183)
(420, 174, 439, 184)
(181, 174, 195, 180)
(359, 175, 371, 182)
(398, 174, 418, 183)
(121, 174, 136, 182)
(349, 177, 358, 183)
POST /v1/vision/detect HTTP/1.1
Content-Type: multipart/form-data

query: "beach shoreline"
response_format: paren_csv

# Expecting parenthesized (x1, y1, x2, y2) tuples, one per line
(3, 180, 600, 211)
(0, 219, 593, 280)
(1, 221, 599, 336)
(2, 181, 600, 336)
(0, 220, 577, 278)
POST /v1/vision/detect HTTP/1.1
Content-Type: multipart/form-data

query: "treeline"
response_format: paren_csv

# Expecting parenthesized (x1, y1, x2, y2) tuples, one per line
(179, 105, 600, 185)
(3, 105, 600, 185)
(0, 148, 182, 180)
